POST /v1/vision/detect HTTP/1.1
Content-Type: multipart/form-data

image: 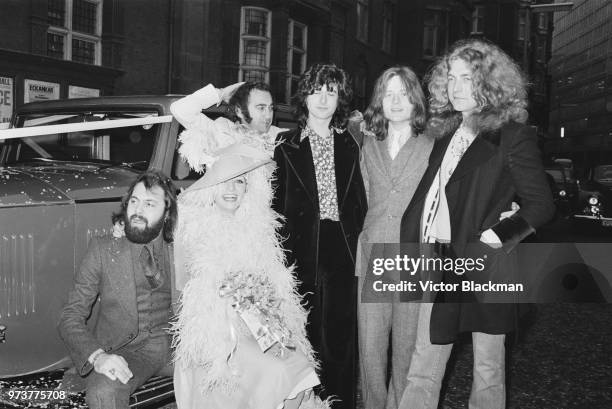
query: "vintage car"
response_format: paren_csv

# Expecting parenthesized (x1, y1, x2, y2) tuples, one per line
(574, 164, 612, 228)
(0, 95, 295, 407)
(544, 163, 579, 219)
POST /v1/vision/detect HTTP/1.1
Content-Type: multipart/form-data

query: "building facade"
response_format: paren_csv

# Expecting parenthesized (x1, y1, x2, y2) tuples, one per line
(0, 0, 556, 132)
(547, 0, 612, 165)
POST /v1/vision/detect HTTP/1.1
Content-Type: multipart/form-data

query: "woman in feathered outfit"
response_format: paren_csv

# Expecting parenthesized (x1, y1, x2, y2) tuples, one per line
(171, 141, 328, 409)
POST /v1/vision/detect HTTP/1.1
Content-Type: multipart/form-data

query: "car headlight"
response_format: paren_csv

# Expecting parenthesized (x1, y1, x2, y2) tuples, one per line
(588, 196, 599, 205)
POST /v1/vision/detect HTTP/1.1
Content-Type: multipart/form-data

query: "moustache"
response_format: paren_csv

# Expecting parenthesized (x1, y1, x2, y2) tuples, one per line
(129, 215, 148, 225)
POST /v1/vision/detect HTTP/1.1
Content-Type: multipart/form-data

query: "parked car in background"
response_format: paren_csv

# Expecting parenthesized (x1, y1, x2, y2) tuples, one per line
(574, 164, 612, 228)
(0, 95, 296, 407)
(544, 162, 579, 219)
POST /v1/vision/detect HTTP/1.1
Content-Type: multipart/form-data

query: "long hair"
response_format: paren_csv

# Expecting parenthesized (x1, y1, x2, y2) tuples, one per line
(227, 82, 272, 124)
(426, 38, 528, 129)
(112, 170, 178, 242)
(364, 66, 427, 140)
(293, 63, 353, 129)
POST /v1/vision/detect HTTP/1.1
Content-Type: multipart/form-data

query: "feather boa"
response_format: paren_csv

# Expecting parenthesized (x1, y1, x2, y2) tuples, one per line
(170, 164, 315, 394)
(177, 118, 281, 172)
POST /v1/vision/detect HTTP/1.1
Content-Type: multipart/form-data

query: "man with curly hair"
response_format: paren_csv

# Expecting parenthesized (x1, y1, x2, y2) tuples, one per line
(273, 63, 367, 409)
(398, 39, 554, 409)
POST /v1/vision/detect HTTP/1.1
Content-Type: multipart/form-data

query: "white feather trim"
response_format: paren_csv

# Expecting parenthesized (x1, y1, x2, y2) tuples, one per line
(171, 163, 316, 394)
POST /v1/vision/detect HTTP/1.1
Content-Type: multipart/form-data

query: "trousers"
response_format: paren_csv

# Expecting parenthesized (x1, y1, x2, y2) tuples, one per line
(86, 336, 171, 409)
(398, 302, 506, 409)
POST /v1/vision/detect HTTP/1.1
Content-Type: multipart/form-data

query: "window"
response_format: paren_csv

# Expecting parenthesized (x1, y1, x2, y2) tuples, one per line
(423, 9, 448, 58)
(537, 13, 547, 32)
(239, 7, 271, 83)
(9, 111, 159, 168)
(518, 11, 526, 41)
(46, 0, 102, 65)
(382, 1, 395, 53)
(286, 20, 307, 103)
(356, 0, 369, 43)
(471, 5, 484, 34)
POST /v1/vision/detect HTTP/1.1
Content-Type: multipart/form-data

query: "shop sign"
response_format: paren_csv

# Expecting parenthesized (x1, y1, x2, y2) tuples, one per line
(24, 79, 60, 103)
(69, 86, 100, 99)
(0, 76, 13, 124)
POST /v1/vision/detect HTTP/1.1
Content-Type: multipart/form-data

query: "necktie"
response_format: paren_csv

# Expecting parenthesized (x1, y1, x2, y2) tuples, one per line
(141, 245, 163, 289)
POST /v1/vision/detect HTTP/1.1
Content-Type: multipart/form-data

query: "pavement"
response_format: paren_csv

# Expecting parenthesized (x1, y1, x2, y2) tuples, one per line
(437, 304, 612, 409)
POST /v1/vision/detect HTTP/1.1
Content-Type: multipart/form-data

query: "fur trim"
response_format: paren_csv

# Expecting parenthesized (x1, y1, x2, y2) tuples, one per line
(177, 119, 281, 172)
(171, 162, 316, 394)
(298, 392, 334, 409)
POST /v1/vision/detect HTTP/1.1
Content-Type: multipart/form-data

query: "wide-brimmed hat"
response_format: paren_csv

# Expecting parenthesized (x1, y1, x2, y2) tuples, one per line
(184, 143, 273, 192)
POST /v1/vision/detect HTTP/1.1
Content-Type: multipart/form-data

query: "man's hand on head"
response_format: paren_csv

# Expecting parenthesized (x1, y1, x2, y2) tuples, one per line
(93, 352, 133, 384)
(218, 82, 246, 104)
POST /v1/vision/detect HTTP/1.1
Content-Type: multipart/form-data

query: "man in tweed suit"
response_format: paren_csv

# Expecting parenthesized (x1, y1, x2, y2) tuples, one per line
(58, 171, 178, 409)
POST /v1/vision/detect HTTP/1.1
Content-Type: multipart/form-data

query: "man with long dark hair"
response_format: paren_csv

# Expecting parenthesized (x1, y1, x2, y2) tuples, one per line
(58, 171, 178, 409)
(273, 63, 367, 409)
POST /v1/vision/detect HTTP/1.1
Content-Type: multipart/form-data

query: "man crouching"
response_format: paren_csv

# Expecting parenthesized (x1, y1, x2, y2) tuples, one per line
(58, 171, 177, 409)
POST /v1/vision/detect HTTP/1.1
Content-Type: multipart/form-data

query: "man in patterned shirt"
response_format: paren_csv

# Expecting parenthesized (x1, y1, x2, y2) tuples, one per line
(273, 63, 367, 409)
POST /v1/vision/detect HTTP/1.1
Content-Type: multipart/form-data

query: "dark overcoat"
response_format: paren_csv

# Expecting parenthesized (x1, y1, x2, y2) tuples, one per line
(400, 112, 555, 344)
(272, 127, 367, 293)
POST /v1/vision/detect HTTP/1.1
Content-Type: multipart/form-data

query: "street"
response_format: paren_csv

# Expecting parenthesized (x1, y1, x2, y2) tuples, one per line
(433, 216, 612, 409)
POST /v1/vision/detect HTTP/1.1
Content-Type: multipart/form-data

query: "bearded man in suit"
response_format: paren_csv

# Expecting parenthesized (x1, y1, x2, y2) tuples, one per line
(58, 171, 178, 409)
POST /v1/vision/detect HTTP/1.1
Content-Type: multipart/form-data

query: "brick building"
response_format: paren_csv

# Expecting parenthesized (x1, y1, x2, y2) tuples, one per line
(546, 0, 612, 165)
(0, 0, 556, 131)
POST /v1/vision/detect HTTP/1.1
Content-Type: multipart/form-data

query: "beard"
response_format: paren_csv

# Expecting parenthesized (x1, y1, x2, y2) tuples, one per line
(124, 214, 164, 244)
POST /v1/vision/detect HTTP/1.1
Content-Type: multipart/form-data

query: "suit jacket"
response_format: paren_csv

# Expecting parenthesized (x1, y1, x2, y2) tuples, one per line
(273, 127, 367, 290)
(400, 116, 555, 343)
(356, 131, 433, 277)
(58, 234, 175, 375)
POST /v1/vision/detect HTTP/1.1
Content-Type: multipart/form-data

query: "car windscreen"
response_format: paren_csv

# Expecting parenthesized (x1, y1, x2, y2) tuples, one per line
(593, 165, 612, 186)
(1, 112, 160, 169)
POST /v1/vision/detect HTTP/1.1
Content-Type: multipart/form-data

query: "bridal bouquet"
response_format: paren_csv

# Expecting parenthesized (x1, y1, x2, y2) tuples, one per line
(219, 271, 296, 354)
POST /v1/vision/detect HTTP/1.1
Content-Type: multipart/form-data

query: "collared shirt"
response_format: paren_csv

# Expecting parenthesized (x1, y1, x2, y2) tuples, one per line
(387, 130, 410, 160)
(302, 125, 340, 221)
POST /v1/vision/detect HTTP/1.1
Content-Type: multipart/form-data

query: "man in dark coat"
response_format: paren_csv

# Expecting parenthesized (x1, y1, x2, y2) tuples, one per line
(398, 39, 555, 409)
(273, 63, 367, 409)
(58, 171, 178, 409)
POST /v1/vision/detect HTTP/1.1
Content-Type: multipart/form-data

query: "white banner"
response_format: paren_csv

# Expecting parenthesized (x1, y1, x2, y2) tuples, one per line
(24, 79, 60, 103)
(0, 115, 173, 141)
(69, 86, 100, 99)
(0, 76, 13, 124)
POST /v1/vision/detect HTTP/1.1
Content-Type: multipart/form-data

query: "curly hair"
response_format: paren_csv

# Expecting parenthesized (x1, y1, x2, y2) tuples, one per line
(227, 82, 272, 124)
(112, 170, 178, 242)
(293, 63, 353, 129)
(426, 38, 529, 127)
(363, 66, 427, 141)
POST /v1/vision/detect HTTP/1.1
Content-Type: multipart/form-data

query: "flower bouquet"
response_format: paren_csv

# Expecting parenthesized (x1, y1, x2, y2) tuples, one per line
(219, 271, 296, 354)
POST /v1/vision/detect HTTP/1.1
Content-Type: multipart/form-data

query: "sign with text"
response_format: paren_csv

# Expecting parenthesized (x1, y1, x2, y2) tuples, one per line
(24, 79, 60, 103)
(68, 85, 100, 99)
(0, 76, 13, 124)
